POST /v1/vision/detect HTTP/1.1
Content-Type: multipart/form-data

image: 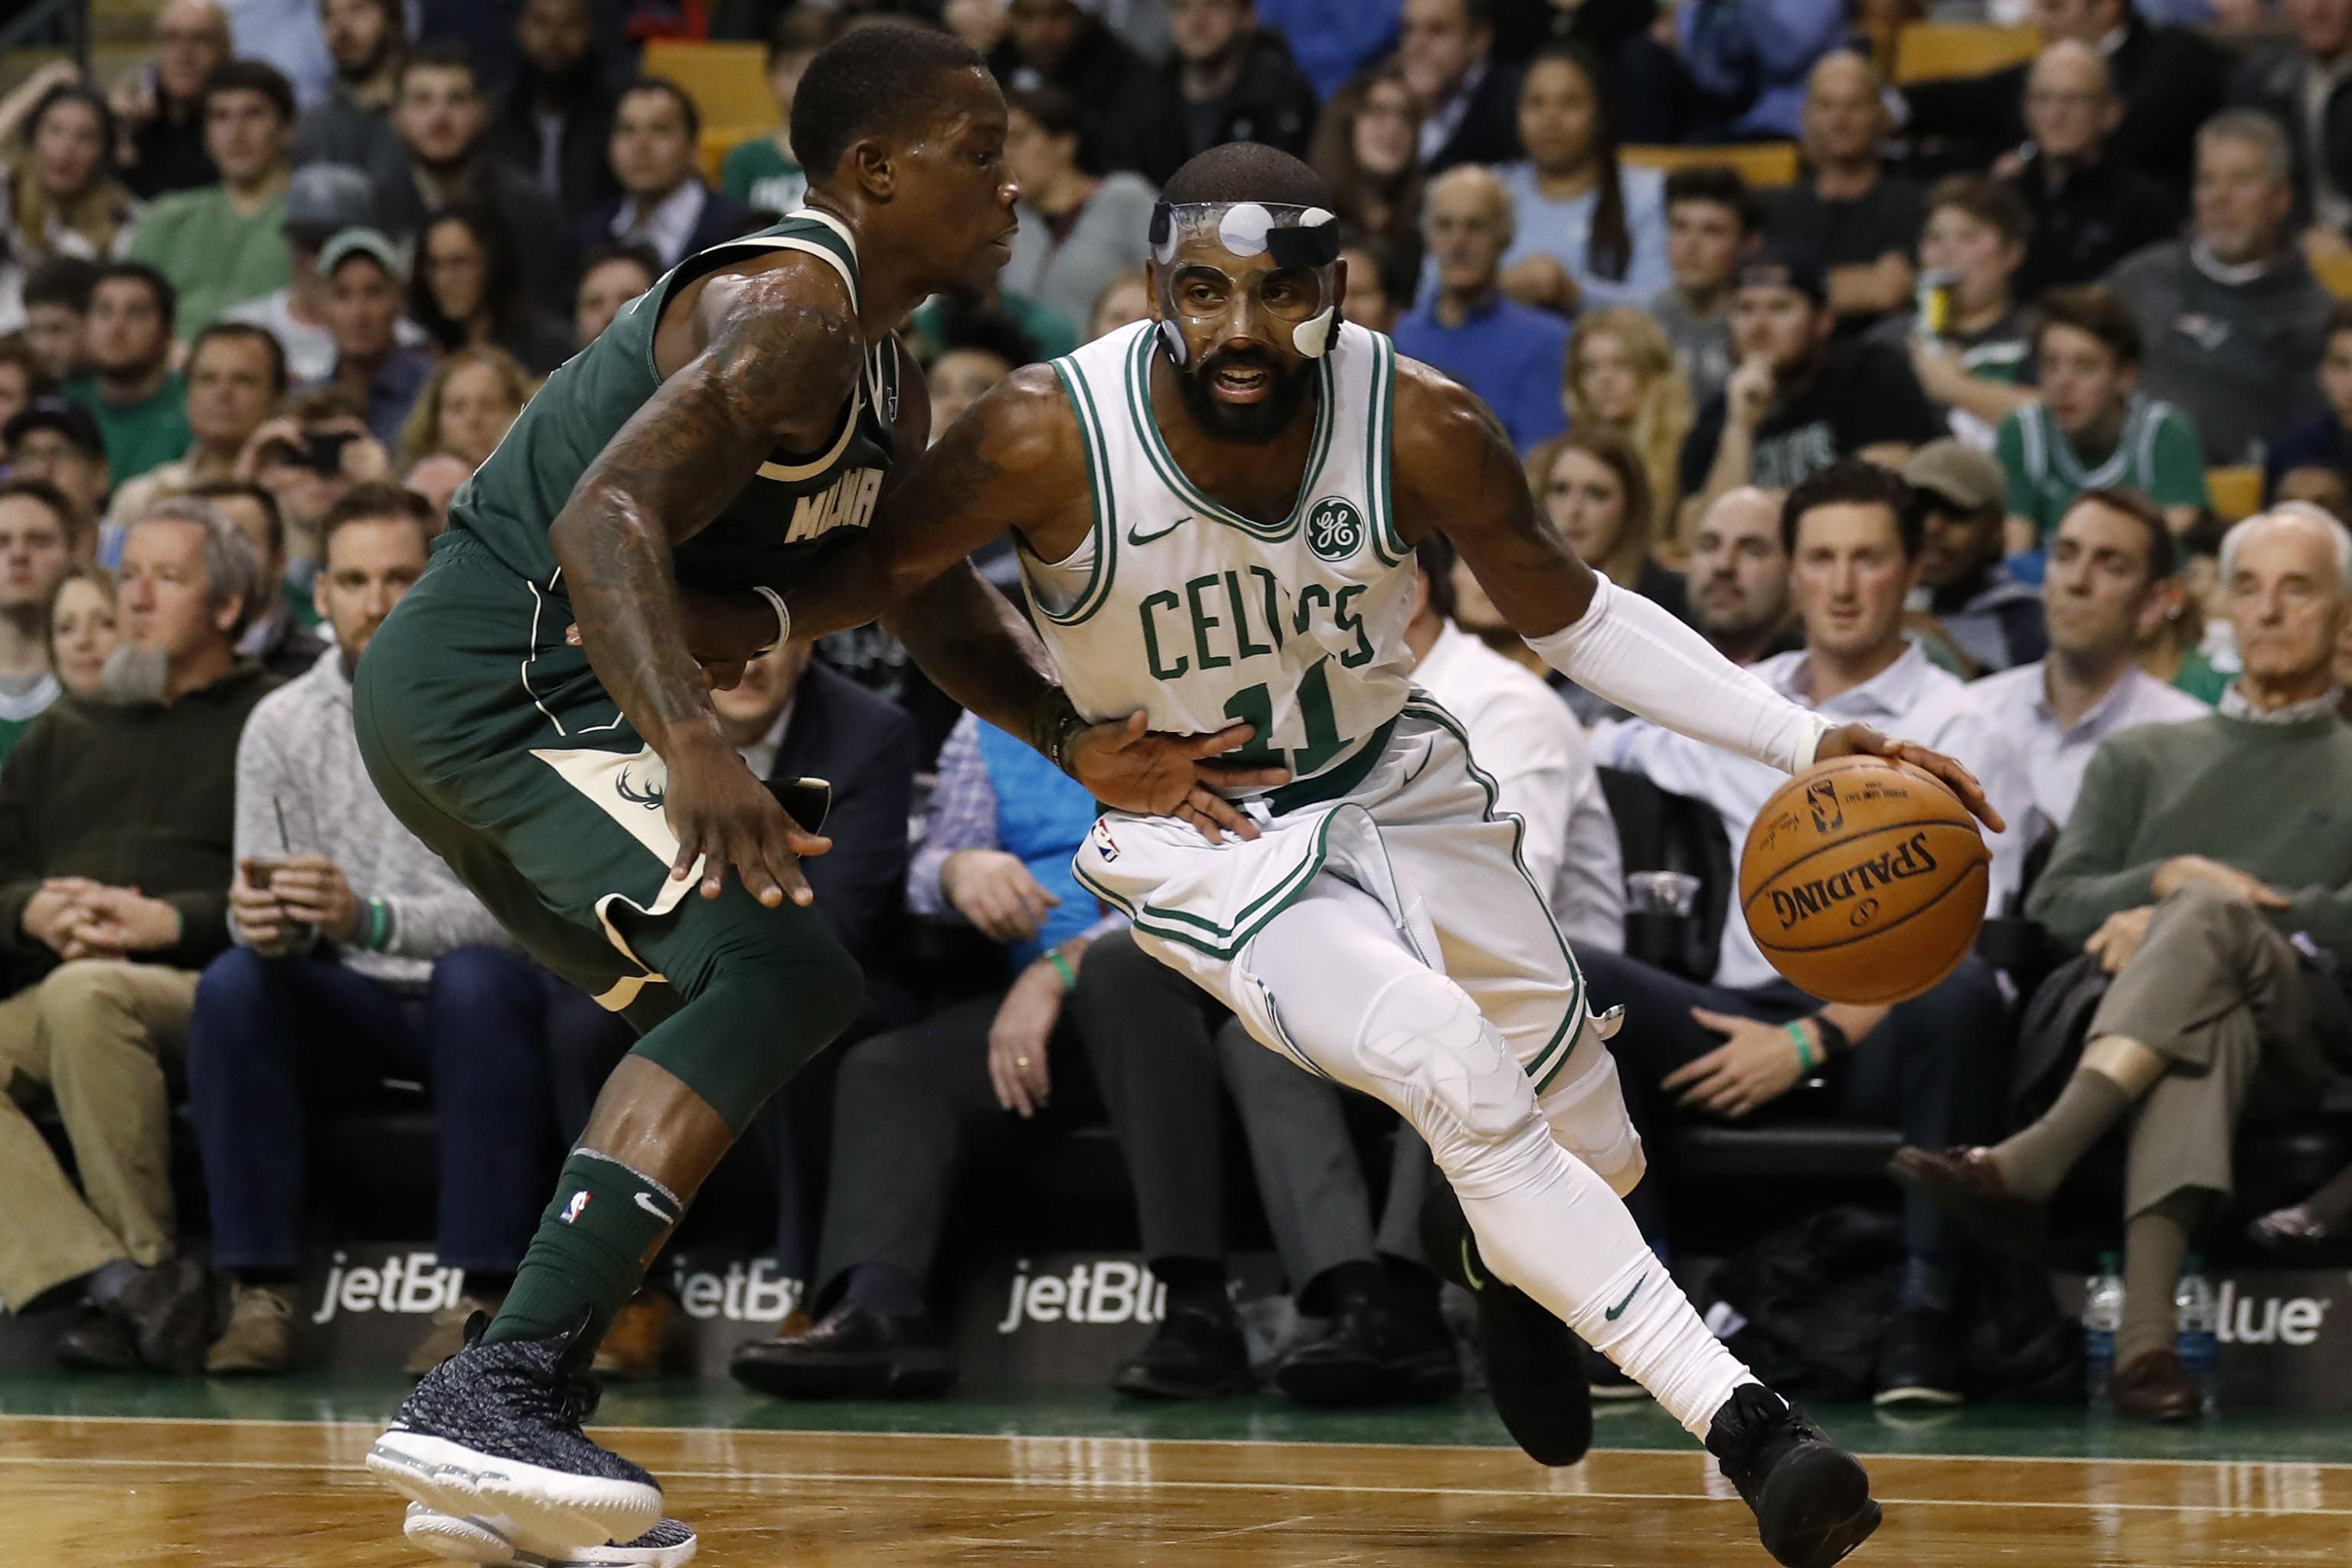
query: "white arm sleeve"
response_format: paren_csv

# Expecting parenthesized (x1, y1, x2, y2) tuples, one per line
(1527, 577, 1831, 775)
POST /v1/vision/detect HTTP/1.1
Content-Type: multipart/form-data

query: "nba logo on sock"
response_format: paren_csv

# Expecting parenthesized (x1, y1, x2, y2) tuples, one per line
(560, 1190, 591, 1224)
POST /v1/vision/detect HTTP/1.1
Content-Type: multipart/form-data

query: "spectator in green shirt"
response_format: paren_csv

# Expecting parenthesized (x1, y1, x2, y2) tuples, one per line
(0, 479, 78, 766)
(720, 8, 834, 219)
(1996, 285, 2209, 558)
(125, 60, 297, 339)
(61, 263, 191, 486)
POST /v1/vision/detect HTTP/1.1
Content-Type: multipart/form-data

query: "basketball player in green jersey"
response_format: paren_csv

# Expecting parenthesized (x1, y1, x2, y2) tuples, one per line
(759, 144, 2006, 1568)
(356, 29, 1283, 1566)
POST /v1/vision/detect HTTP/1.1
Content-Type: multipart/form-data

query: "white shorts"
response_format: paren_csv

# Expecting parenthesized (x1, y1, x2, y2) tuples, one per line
(1073, 697, 1594, 1096)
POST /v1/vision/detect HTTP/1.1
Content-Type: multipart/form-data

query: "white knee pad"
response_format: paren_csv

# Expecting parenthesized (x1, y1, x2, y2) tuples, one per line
(1538, 1024, 1647, 1198)
(1351, 964, 1551, 1199)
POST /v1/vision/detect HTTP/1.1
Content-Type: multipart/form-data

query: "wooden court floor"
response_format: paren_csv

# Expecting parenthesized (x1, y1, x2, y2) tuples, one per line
(6, 1413, 2351, 1567)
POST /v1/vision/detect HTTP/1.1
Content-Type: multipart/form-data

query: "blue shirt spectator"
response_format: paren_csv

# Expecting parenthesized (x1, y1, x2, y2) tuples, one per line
(1676, 0, 1846, 141)
(910, 714, 1107, 969)
(1488, 43, 1672, 315)
(1498, 161, 1670, 315)
(1395, 165, 1571, 456)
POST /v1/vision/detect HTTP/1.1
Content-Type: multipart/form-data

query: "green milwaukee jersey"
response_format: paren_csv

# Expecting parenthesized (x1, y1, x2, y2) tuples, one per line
(449, 208, 901, 594)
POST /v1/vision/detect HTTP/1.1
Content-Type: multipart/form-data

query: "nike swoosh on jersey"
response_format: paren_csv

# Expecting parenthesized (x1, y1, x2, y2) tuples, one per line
(1125, 514, 1193, 546)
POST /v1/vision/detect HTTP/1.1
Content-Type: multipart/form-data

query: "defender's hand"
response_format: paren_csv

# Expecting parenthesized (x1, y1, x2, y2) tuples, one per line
(1815, 724, 2005, 835)
(1068, 713, 1291, 844)
(663, 736, 832, 907)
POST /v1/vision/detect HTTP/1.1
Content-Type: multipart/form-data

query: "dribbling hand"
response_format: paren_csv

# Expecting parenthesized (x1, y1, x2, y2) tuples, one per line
(1067, 712, 1292, 844)
(1815, 724, 2006, 835)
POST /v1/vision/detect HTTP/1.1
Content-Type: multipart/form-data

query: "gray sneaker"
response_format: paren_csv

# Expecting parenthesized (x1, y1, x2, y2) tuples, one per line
(205, 1282, 296, 1375)
(404, 1503, 697, 1566)
(368, 1313, 663, 1559)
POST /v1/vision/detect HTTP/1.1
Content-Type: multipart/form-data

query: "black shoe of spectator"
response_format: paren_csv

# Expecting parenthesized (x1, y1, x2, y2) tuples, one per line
(1419, 1182, 1592, 1465)
(1274, 1296, 1461, 1407)
(729, 1300, 956, 1400)
(54, 1302, 139, 1372)
(1585, 1341, 1646, 1402)
(1706, 1384, 1880, 1568)
(1112, 1306, 1254, 1400)
(82, 1259, 211, 1374)
(1873, 1305, 1967, 1409)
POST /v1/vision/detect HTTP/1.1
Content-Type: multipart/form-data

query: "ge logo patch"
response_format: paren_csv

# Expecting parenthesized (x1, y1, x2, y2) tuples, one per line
(1306, 498, 1365, 562)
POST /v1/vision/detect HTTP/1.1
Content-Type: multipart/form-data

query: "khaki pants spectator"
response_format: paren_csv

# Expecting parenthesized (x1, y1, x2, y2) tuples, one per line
(0, 962, 200, 1310)
(2096, 884, 2352, 1220)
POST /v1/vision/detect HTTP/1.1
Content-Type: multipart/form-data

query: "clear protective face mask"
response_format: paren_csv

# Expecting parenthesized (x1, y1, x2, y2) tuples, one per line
(1148, 200, 1343, 366)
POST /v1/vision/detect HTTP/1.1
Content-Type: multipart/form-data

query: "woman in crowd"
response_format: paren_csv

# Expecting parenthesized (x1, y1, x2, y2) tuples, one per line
(45, 563, 117, 701)
(412, 206, 576, 378)
(1309, 64, 1425, 273)
(1564, 305, 1691, 548)
(999, 86, 1158, 340)
(0, 80, 137, 332)
(1527, 428, 1691, 724)
(573, 243, 660, 352)
(1496, 42, 1669, 316)
(1088, 268, 1150, 343)
(396, 345, 533, 474)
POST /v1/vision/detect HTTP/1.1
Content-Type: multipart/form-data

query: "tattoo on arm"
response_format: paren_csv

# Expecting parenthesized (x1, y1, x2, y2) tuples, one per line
(882, 564, 1081, 766)
(549, 287, 859, 756)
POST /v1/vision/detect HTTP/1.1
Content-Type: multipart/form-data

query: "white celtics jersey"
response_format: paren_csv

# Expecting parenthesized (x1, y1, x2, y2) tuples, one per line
(1020, 318, 1417, 801)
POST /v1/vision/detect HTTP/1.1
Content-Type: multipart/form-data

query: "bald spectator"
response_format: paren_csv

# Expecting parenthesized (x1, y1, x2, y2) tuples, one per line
(483, 0, 622, 220)
(2109, 111, 2334, 466)
(292, 0, 406, 180)
(1769, 52, 1923, 329)
(113, 0, 230, 199)
(1392, 165, 1570, 456)
(1900, 0, 2232, 193)
(1396, 0, 1521, 172)
(2001, 42, 2184, 302)
(2227, 0, 2352, 229)
(1687, 486, 1803, 666)
(124, 60, 297, 336)
(1900, 506, 2352, 1423)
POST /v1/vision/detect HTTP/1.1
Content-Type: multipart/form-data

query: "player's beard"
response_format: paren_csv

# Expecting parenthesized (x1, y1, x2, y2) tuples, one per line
(1174, 345, 1313, 445)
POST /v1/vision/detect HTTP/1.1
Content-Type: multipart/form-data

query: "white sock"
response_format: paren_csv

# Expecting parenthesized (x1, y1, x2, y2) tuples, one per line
(1243, 878, 1756, 1439)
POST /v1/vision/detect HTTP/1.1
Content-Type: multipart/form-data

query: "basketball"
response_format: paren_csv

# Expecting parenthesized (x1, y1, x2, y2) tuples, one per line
(1739, 755, 1989, 1005)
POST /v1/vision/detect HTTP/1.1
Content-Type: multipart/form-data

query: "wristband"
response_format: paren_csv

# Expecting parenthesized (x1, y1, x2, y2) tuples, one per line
(1044, 947, 1076, 992)
(1783, 1019, 1819, 1075)
(751, 585, 790, 653)
(1045, 707, 1089, 779)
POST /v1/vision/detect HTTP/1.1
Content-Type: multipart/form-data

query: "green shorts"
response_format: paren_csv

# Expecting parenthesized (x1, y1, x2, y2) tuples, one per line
(354, 529, 785, 1013)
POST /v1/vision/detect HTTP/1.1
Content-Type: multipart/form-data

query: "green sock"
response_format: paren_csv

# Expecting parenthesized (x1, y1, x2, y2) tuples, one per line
(483, 1150, 681, 1350)
(1989, 1069, 2132, 1201)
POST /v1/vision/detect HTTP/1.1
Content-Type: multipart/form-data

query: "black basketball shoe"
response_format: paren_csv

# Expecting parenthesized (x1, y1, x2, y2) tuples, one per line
(1704, 1383, 1882, 1568)
(404, 1503, 698, 1566)
(1419, 1183, 1592, 1466)
(367, 1312, 663, 1559)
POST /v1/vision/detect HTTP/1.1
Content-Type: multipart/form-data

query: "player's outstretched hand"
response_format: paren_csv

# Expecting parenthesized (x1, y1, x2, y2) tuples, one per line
(1069, 712, 1292, 844)
(665, 736, 833, 907)
(1816, 724, 2006, 835)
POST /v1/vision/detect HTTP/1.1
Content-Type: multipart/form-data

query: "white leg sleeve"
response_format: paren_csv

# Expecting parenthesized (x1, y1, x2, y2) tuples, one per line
(1537, 1023, 1646, 1199)
(1243, 878, 1754, 1438)
(1527, 577, 1829, 774)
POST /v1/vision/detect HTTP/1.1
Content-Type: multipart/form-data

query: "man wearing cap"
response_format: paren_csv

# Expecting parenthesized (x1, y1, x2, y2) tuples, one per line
(299, 228, 433, 450)
(224, 162, 428, 384)
(1907, 439, 2046, 678)
(2, 401, 111, 538)
(1678, 248, 1942, 528)
(126, 60, 299, 338)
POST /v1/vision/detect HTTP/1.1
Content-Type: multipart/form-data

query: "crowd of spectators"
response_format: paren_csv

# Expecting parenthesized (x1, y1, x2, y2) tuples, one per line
(0, 0, 2348, 1432)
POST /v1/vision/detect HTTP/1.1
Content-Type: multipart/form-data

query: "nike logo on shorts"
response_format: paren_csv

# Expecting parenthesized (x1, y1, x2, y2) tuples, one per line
(1606, 1273, 1646, 1321)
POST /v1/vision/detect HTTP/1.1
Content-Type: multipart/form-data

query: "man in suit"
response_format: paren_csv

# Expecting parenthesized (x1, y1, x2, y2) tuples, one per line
(1901, 0, 2234, 194)
(545, 634, 920, 1378)
(2226, 0, 2352, 231)
(1400, 0, 1520, 174)
(577, 79, 756, 271)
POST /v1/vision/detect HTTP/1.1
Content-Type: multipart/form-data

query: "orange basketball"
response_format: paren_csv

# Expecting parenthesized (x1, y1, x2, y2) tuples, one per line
(1739, 755, 1989, 1005)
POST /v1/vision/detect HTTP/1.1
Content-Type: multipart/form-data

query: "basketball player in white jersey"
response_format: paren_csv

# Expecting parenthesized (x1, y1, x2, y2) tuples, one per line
(727, 144, 2001, 1567)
